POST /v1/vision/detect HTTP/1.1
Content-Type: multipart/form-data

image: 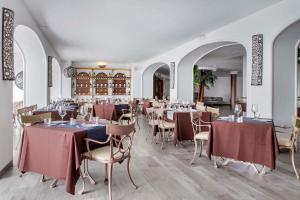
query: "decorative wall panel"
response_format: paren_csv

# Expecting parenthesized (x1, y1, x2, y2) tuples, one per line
(251, 34, 263, 86)
(2, 8, 14, 80)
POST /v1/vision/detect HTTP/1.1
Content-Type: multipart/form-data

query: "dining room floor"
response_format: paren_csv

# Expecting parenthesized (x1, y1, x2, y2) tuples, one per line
(1, 115, 300, 200)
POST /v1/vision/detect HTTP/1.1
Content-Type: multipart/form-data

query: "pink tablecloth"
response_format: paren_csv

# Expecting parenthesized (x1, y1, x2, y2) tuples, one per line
(18, 124, 86, 194)
(207, 119, 279, 169)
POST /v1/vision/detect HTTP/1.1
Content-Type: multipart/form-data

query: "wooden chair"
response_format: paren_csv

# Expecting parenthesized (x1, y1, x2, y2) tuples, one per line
(80, 121, 138, 199)
(196, 104, 206, 112)
(275, 117, 300, 179)
(15, 106, 33, 149)
(146, 107, 159, 143)
(21, 112, 52, 126)
(190, 111, 211, 164)
(155, 109, 175, 149)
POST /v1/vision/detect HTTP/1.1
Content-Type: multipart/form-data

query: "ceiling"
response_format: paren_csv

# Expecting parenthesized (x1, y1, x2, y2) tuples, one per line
(196, 44, 246, 74)
(23, 0, 281, 64)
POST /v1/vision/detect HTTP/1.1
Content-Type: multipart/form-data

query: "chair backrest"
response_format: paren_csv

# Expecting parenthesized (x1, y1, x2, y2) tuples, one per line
(190, 111, 210, 135)
(197, 101, 204, 106)
(196, 104, 206, 111)
(21, 112, 51, 126)
(152, 101, 161, 108)
(106, 121, 136, 161)
(291, 117, 300, 147)
(206, 106, 220, 117)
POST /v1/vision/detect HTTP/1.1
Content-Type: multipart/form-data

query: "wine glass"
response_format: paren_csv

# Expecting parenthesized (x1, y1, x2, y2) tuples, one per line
(251, 104, 258, 118)
(234, 104, 242, 117)
(58, 106, 66, 121)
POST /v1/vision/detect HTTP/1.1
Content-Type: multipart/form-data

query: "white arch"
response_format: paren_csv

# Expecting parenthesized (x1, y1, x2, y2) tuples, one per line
(272, 20, 300, 125)
(51, 57, 61, 100)
(142, 62, 169, 98)
(15, 25, 47, 107)
(13, 42, 25, 103)
(177, 41, 247, 102)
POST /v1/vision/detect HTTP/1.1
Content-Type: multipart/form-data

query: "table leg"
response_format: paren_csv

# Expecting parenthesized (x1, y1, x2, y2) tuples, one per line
(214, 156, 219, 168)
(259, 166, 267, 175)
(50, 179, 58, 188)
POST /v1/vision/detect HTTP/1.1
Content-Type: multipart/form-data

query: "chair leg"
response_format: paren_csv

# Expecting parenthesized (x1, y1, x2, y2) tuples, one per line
(161, 129, 165, 149)
(108, 163, 113, 200)
(127, 157, 138, 189)
(78, 168, 85, 195)
(199, 140, 203, 157)
(190, 139, 198, 165)
(291, 148, 299, 179)
(104, 163, 108, 184)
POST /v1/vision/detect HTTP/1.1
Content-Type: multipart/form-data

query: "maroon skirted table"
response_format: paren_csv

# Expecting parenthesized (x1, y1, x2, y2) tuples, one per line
(207, 118, 279, 170)
(18, 122, 108, 194)
(93, 103, 128, 121)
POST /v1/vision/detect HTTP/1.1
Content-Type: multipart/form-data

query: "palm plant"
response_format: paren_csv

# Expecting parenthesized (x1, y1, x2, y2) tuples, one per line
(193, 65, 217, 102)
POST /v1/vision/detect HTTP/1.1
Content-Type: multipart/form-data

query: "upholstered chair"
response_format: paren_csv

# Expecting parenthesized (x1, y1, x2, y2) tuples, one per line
(155, 108, 175, 149)
(80, 120, 138, 200)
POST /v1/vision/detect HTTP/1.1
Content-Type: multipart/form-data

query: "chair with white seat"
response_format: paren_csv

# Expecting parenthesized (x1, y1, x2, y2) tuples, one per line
(80, 120, 138, 200)
(206, 106, 220, 119)
(155, 109, 175, 149)
(275, 117, 300, 180)
(146, 107, 160, 143)
(190, 111, 211, 164)
(119, 102, 140, 129)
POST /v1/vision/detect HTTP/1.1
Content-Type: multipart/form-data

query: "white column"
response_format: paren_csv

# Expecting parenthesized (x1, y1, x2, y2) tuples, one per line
(242, 56, 247, 97)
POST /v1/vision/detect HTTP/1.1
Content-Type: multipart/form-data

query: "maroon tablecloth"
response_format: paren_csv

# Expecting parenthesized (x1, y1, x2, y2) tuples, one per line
(93, 104, 117, 121)
(33, 110, 78, 121)
(207, 119, 279, 169)
(143, 101, 152, 115)
(18, 124, 86, 194)
(173, 111, 211, 145)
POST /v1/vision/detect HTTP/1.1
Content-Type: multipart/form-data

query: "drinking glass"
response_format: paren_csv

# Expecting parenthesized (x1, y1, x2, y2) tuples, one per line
(58, 106, 66, 121)
(234, 104, 242, 117)
(251, 104, 258, 118)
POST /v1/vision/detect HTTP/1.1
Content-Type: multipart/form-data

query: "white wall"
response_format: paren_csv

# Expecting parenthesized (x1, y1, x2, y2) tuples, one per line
(137, 0, 300, 119)
(273, 20, 300, 125)
(61, 61, 72, 98)
(51, 58, 61, 100)
(13, 42, 24, 103)
(205, 76, 242, 103)
(0, 0, 62, 171)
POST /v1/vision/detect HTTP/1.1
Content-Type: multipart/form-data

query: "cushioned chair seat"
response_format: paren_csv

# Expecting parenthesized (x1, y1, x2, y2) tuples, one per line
(83, 146, 128, 162)
(149, 120, 159, 126)
(278, 136, 292, 147)
(158, 122, 175, 129)
(195, 132, 209, 140)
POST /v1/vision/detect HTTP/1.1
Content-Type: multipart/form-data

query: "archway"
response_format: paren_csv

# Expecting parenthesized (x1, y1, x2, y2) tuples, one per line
(273, 20, 300, 125)
(50, 57, 61, 100)
(153, 65, 170, 100)
(14, 25, 47, 107)
(177, 42, 247, 105)
(13, 42, 24, 107)
(142, 62, 169, 98)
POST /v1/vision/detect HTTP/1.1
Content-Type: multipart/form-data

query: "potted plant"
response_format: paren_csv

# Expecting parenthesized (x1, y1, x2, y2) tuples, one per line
(193, 65, 217, 102)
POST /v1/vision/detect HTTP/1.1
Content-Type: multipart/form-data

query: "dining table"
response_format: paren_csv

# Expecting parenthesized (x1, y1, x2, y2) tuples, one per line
(207, 117, 279, 170)
(93, 103, 128, 121)
(18, 121, 108, 195)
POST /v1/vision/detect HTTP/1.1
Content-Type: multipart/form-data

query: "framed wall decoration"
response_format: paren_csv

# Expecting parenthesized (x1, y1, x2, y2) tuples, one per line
(251, 34, 263, 86)
(2, 8, 15, 80)
(170, 62, 175, 89)
(48, 56, 53, 87)
(63, 66, 76, 78)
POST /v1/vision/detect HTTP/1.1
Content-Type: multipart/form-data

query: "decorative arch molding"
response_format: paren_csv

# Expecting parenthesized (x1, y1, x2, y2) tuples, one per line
(272, 19, 300, 125)
(177, 41, 247, 101)
(14, 25, 47, 107)
(142, 62, 169, 98)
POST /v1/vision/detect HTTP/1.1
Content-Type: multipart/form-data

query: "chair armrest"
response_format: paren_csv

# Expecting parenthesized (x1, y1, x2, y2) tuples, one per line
(84, 137, 111, 153)
(122, 109, 130, 114)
